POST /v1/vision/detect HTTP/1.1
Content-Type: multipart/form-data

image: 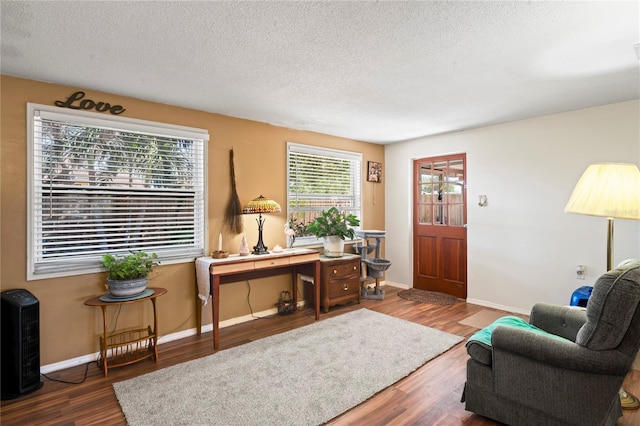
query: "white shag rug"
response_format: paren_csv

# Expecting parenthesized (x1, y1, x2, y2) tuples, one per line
(113, 308, 463, 426)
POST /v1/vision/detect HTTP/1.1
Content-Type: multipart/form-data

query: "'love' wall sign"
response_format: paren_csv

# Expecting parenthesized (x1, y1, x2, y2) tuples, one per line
(55, 91, 126, 115)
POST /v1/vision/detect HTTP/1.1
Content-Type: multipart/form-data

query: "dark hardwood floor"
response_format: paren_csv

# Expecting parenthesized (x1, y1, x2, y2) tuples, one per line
(2, 286, 639, 425)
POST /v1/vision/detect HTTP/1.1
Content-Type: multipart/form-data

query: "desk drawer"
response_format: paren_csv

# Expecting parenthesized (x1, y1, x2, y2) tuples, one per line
(327, 277, 360, 299)
(211, 262, 253, 274)
(254, 257, 290, 269)
(328, 263, 359, 278)
(289, 253, 319, 265)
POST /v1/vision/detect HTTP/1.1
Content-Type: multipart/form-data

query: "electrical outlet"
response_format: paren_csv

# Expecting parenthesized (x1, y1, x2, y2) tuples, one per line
(576, 265, 585, 280)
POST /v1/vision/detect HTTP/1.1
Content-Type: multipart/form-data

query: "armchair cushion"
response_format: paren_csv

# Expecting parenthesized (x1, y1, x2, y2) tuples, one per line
(466, 316, 570, 366)
(492, 326, 630, 375)
(576, 262, 640, 350)
(529, 303, 586, 341)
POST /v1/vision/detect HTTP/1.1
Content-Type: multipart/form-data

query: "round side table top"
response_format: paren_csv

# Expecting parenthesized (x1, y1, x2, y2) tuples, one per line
(84, 287, 167, 306)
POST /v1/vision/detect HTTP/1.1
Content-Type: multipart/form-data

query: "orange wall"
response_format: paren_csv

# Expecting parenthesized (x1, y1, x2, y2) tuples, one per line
(0, 75, 385, 365)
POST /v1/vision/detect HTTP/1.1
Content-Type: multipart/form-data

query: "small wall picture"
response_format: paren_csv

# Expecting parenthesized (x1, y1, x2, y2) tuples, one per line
(367, 161, 382, 183)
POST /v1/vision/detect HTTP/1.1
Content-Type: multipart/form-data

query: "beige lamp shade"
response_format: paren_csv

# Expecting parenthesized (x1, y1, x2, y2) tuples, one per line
(564, 163, 640, 220)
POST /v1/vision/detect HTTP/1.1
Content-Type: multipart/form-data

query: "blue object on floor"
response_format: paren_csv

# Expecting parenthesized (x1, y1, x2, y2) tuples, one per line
(570, 286, 593, 307)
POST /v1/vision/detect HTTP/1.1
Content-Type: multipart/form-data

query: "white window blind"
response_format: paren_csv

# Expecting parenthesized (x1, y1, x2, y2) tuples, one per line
(286, 142, 362, 245)
(27, 103, 208, 279)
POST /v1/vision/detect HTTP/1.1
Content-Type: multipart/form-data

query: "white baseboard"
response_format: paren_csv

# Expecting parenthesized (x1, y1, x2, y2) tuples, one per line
(465, 298, 530, 316)
(382, 280, 409, 289)
(40, 303, 303, 374)
(41, 353, 100, 374)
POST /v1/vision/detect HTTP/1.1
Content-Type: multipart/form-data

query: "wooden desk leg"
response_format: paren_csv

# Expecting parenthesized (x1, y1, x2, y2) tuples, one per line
(314, 259, 320, 320)
(151, 298, 159, 362)
(100, 305, 109, 377)
(212, 274, 220, 350)
(291, 270, 297, 308)
(195, 281, 202, 336)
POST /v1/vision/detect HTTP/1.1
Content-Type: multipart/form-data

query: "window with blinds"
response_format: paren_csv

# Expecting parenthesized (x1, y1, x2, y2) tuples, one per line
(27, 103, 208, 279)
(286, 142, 362, 245)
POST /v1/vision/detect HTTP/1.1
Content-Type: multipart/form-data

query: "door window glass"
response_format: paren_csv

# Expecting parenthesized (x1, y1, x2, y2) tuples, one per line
(417, 158, 465, 226)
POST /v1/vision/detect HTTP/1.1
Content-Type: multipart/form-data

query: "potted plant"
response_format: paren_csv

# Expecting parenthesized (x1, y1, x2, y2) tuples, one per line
(102, 251, 158, 297)
(306, 207, 360, 257)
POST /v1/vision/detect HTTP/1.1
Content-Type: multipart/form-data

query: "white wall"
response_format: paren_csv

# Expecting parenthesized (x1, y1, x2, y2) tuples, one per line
(385, 100, 640, 314)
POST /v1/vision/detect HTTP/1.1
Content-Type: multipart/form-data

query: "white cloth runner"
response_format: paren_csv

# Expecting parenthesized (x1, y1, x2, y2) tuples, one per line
(195, 257, 214, 305)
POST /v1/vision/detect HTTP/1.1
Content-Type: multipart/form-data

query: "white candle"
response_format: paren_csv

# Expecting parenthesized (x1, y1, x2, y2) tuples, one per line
(218, 233, 222, 251)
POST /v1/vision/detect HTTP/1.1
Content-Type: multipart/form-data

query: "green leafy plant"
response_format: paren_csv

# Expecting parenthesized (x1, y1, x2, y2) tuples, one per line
(305, 207, 360, 240)
(102, 251, 158, 280)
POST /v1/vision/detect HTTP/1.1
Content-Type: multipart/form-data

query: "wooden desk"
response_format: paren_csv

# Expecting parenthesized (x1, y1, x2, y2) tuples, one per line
(84, 287, 167, 377)
(197, 249, 320, 350)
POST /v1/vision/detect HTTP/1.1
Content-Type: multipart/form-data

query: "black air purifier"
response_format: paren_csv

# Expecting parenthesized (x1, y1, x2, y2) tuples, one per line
(1, 289, 43, 400)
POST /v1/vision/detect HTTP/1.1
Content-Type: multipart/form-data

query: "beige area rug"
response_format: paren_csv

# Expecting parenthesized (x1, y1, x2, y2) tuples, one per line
(113, 308, 463, 426)
(459, 309, 513, 329)
(397, 288, 460, 305)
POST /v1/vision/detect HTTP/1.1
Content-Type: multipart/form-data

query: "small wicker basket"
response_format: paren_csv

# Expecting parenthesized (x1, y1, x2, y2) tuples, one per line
(211, 250, 229, 259)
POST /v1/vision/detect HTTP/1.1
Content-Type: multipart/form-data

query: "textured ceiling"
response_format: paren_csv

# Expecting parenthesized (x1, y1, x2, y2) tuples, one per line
(1, 1, 639, 144)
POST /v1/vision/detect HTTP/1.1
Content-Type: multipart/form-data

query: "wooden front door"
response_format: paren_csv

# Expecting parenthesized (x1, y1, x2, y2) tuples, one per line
(413, 154, 467, 298)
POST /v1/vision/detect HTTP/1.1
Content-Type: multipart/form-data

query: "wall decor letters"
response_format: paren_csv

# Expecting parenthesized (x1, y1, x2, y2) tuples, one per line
(55, 91, 126, 115)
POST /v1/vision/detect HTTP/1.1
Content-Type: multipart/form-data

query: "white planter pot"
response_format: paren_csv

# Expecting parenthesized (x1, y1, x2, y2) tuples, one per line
(322, 236, 345, 258)
(107, 277, 148, 297)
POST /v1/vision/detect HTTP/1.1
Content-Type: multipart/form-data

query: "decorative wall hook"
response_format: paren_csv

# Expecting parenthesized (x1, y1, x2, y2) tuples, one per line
(478, 195, 488, 207)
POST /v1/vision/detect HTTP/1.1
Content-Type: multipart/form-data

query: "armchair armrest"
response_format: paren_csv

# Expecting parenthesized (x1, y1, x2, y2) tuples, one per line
(529, 303, 586, 341)
(492, 326, 629, 375)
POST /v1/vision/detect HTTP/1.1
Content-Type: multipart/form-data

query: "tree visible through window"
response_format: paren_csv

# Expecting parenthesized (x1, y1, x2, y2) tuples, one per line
(28, 104, 208, 279)
(286, 142, 361, 245)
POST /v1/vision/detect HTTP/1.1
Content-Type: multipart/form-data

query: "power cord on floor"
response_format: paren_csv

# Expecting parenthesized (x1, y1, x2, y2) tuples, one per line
(40, 361, 91, 384)
(40, 301, 124, 385)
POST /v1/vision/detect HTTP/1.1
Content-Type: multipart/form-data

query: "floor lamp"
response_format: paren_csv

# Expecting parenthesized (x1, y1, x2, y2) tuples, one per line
(564, 162, 640, 410)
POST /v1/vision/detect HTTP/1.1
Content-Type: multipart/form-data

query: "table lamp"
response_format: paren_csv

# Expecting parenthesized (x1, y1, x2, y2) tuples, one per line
(242, 195, 282, 255)
(564, 162, 640, 409)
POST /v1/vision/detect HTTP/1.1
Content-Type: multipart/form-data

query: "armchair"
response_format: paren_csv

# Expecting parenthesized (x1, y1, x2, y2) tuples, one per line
(462, 261, 640, 426)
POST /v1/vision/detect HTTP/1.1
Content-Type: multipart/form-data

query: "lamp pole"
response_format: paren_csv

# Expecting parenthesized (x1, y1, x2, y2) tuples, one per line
(606, 217, 614, 271)
(252, 213, 269, 255)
